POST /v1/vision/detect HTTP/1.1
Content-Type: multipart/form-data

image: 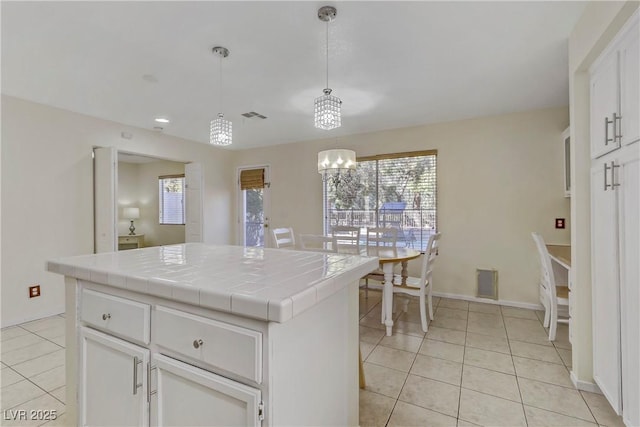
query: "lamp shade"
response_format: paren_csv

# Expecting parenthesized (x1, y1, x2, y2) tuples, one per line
(123, 207, 140, 219)
(318, 149, 356, 173)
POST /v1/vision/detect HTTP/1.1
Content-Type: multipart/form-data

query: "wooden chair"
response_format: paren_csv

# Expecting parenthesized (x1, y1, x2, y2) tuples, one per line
(299, 234, 337, 253)
(331, 226, 361, 254)
(362, 227, 399, 298)
(388, 232, 441, 333)
(272, 227, 295, 249)
(531, 232, 569, 341)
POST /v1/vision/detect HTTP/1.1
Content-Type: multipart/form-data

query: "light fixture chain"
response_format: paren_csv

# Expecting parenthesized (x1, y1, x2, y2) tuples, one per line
(219, 55, 223, 113)
(326, 20, 329, 89)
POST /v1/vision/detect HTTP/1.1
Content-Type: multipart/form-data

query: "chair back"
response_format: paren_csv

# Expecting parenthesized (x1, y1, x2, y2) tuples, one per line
(365, 227, 398, 255)
(299, 234, 337, 253)
(531, 232, 559, 303)
(419, 233, 441, 288)
(272, 227, 295, 249)
(331, 226, 361, 254)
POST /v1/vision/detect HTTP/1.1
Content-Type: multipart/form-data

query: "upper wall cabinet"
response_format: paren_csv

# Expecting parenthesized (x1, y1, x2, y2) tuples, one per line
(590, 13, 640, 159)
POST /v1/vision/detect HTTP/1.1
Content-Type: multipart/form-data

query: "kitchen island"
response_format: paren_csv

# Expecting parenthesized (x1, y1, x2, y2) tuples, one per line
(47, 243, 378, 427)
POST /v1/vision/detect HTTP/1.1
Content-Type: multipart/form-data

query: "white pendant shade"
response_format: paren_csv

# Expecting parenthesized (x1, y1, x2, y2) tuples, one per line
(210, 113, 232, 146)
(317, 149, 356, 173)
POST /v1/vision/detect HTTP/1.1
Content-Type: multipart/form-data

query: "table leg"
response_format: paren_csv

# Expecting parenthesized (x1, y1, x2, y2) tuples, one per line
(401, 261, 409, 286)
(383, 263, 395, 336)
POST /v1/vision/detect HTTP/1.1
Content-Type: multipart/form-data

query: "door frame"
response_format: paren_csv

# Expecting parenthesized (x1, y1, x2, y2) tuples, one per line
(236, 164, 270, 247)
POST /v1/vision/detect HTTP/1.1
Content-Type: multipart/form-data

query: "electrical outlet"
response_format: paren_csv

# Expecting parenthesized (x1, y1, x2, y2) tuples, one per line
(555, 218, 566, 229)
(29, 285, 41, 298)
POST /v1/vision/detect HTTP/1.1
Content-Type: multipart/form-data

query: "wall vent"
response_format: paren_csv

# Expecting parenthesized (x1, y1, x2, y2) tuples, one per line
(476, 269, 498, 300)
(241, 111, 267, 119)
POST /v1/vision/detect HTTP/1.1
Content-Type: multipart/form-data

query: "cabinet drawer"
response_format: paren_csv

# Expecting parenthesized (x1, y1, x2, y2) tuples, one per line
(155, 306, 262, 384)
(81, 289, 151, 345)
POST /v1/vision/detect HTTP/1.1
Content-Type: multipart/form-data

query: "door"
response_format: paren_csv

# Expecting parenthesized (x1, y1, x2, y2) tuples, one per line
(238, 166, 270, 247)
(591, 159, 622, 413)
(152, 354, 262, 427)
(94, 147, 118, 253)
(619, 144, 639, 427)
(590, 51, 620, 159)
(185, 162, 203, 243)
(80, 327, 149, 427)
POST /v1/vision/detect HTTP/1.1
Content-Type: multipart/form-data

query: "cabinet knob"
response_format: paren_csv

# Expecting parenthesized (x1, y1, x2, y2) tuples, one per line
(102, 313, 111, 320)
(193, 339, 204, 349)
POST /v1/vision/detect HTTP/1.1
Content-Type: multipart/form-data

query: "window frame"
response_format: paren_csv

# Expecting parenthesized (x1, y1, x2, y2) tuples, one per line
(158, 174, 186, 225)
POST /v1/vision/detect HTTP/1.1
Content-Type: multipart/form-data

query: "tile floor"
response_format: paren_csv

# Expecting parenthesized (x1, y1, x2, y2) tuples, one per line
(358, 291, 624, 427)
(0, 294, 625, 427)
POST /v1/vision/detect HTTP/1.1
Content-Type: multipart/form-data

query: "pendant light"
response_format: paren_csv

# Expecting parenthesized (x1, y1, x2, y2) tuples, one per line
(210, 46, 232, 146)
(314, 6, 342, 130)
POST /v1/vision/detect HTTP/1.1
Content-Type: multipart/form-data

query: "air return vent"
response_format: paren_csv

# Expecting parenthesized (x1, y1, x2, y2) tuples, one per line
(477, 269, 498, 300)
(241, 111, 267, 119)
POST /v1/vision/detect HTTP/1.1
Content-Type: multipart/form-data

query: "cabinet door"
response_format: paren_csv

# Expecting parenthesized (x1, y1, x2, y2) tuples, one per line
(80, 327, 149, 427)
(619, 19, 639, 146)
(591, 160, 622, 413)
(153, 354, 262, 427)
(591, 52, 620, 159)
(618, 144, 639, 427)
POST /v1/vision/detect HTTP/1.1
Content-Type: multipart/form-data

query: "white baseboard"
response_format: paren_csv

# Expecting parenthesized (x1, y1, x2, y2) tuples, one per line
(570, 371, 602, 393)
(2, 309, 65, 328)
(432, 291, 543, 311)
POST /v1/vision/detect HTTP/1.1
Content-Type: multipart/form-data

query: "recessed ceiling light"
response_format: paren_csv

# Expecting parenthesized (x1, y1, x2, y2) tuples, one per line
(154, 117, 170, 124)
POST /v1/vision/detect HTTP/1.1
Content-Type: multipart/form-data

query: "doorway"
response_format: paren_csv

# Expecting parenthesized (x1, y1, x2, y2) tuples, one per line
(238, 166, 270, 247)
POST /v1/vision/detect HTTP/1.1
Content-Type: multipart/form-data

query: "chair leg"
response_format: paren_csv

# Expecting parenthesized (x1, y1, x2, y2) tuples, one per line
(381, 292, 385, 324)
(548, 305, 557, 341)
(427, 285, 434, 321)
(419, 292, 428, 333)
(543, 306, 550, 328)
(364, 278, 369, 299)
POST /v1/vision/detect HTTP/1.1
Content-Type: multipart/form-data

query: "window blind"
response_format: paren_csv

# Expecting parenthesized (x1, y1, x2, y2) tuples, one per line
(240, 168, 265, 190)
(159, 175, 185, 225)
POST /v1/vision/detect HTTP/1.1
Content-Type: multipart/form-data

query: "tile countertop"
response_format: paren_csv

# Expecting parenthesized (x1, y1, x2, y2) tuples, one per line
(47, 243, 379, 323)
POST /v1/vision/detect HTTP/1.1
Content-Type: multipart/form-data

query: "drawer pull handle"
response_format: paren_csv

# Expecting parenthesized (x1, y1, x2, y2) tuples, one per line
(193, 339, 204, 349)
(102, 313, 111, 321)
(132, 357, 143, 395)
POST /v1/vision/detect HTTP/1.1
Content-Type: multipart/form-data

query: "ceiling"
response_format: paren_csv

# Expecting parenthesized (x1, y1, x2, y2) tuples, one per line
(1, 1, 585, 150)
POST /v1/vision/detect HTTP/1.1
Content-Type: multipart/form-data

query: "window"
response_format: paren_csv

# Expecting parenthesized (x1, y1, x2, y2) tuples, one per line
(324, 150, 437, 252)
(159, 175, 185, 225)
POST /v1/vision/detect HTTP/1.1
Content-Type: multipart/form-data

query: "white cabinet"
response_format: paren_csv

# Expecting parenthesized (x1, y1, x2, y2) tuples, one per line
(590, 13, 640, 159)
(79, 327, 149, 427)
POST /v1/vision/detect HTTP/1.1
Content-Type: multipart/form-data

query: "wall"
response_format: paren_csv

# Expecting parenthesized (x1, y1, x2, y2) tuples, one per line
(1, 95, 234, 326)
(233, 107, 570, 306)
(568, 1, 639, 388)
(117, 161, 139, 235)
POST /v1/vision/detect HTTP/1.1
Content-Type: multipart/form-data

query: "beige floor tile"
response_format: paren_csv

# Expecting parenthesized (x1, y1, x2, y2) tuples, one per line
(2, 367, 25, 388)
(29, 366, 65, 392)
(461, 365, 521, 402)
(0, 380, 46, 411)
(466, 321, 507, 338)
(360, 315, 386, 330)
(425, 326, 466, 345)
(518, 378, 595, 422)
(505, 318, 552, 345)
(367, 345, 416, 372)
(430, 317, 467, 332)
(510, 341, 564, 364)
(468, 311, 504, 329)
(39, 411, 69, 427)
(50, 386, 65, 404)
(379, 333, 423, 353)
(419, 339, 464, 363)
(48, 336, 65, 348)
(435, 307, 468, 320)
(361, 341, 376, 361)
(360, 325, 386, 345)
(11, 350, 65, 379)
(397, 309, 427, 325)
(1, 327, 31, 342)
(32, 326, 65, 341)
(458, 388, 526, 426)
(362, 362, 408, 399)
(393, 320, 427, 338)
(557, 348, 572, 368)
(2, 342, 61, 366)
(513, 357, 573, 388)
(465, 332, 510, 354)
(388, 400, 457, 427)
(411, 354, 462, 386)
(524, 405, 597, 426)
(553, 325, 572, 350)
(464, 347, 514, 374)
(438, 299, 469, 311)
(399, 374, 460, 418)
(535, 310, 547, 323)
(20, 318, 65, 334)
(1, 335, 46, 355)
(580, 391, 625, 427)
(457, 419, 482, 427)
(501, 306, 539, 320)
(3, 394, 65, 427)
(359, 389, 395, 427)
(468, 302, 501, 315)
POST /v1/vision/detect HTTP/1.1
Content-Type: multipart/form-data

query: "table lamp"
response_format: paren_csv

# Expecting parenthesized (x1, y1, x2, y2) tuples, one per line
(123, 207, 140, 235)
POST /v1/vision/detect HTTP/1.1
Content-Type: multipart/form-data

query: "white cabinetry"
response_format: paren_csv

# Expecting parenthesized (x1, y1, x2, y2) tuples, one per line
(590, 10, 639, 427)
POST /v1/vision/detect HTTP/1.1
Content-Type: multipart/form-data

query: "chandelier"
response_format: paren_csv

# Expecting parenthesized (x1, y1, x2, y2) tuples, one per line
(314, 6, 342, 130)
(318, 149, 356, 184)
(210, 46, 232, 146)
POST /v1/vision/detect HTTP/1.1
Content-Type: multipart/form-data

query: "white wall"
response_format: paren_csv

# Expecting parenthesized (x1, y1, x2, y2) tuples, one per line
(233, 107, 571, 306)
(117, 161, 140, 235)
(568, 0, 639, 387)
(1, 95, 234, 326)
